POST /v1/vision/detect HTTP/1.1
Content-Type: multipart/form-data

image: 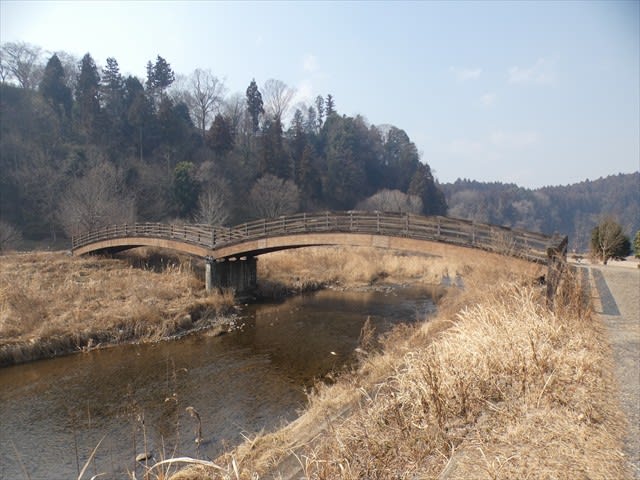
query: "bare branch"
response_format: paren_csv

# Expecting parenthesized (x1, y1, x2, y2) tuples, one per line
(262, 79, 295, 122)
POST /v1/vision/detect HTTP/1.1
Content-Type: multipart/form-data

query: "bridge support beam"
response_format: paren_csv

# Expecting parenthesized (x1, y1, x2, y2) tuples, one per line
(205, 256, 257, 294)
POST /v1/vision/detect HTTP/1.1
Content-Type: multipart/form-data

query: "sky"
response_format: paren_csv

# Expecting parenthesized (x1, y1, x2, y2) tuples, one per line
(1, 0, 638, 188)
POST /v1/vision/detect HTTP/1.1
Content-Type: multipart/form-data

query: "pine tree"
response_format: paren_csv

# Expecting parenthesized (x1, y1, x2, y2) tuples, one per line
(75, 53, 101, 139)
(146, 55, 175, 103)
(408, 163, 447, 216)
(101, 57, 124, 118)
(246, 78, 264, 134)
(39, 54, 72, 118)
(325, 93, 335, 116)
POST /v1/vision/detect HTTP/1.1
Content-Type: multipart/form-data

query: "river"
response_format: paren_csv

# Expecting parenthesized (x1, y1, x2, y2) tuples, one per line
(0, 286, 436, 479)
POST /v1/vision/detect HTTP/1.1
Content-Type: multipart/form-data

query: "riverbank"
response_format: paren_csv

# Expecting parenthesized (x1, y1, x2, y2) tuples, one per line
(168, 254, 629, 479)
(0, 245, 461, 367)
(0, 250, 236, 367)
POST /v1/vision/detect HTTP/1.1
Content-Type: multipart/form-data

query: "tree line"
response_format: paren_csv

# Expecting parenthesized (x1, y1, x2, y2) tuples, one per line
(0, 42, 446, 247)
(441, 173, 640, 251)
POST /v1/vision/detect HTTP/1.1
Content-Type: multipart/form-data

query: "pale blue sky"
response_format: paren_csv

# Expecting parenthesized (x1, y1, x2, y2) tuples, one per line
(1, 0, 638, 188)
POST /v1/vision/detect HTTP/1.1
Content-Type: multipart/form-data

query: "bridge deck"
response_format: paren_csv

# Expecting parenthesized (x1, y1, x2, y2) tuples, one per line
(72, 211, 566, 265)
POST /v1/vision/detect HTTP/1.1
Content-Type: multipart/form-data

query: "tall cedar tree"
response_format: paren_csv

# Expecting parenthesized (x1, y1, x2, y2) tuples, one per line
(260, 117, 288, 178)
(246, 79, 264, 134)
(146, 55, 175, 103)
(325, 94, 335, 116)
(75, 53, 101, 140)
(39, 54, 72, 119)
(101, 57, 125, 120)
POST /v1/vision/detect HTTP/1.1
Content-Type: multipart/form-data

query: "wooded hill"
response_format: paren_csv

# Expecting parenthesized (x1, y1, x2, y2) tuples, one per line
(0, 46, 445, 249)
(441, 172, 640, 251)
(1, 44, 636, 253)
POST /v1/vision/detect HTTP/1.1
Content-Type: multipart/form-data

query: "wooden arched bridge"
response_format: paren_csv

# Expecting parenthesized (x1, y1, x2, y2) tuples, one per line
(72, 211, 567, 296)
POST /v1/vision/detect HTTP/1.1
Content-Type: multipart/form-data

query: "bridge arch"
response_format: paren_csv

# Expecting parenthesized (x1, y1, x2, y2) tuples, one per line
(72, 212, 567, 296)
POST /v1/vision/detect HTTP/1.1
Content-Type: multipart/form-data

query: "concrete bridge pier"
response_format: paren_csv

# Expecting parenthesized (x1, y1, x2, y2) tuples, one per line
(205, 256, 257, 293)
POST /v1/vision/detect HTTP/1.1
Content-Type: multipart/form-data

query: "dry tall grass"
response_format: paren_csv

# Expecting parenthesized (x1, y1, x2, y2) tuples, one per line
(0, 250, 235, 366)
(169, 249, 628, 480)
(257, 244, 494, 294)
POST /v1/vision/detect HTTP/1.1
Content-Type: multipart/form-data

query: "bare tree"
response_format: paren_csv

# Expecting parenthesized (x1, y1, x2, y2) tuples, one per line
(262, 79, 295, 122)
(0, 221, 22, 252)
(249, 174, 300, 218)
(356, 189, 423, 214)
(1, 41, 43, 89)
(185, 69, 226, 137)
(222, 92, 246, 136)
(58, 161, 136, 236)
(54, 50, 80, 92)
(194, 188, 229, 226)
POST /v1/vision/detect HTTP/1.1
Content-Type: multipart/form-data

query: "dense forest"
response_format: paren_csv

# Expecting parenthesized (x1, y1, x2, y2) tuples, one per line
(1, 42, 637, 253)
(442, 173, 639, 251)
(0, 43, 445, 248)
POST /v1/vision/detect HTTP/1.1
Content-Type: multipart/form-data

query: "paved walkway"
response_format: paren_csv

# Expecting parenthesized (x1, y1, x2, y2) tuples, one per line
(589, 264, 640, 478)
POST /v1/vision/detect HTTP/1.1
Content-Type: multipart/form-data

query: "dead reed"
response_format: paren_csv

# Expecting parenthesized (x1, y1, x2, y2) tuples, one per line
(169, 248, 628, 479)
(0, 250, 235, 366)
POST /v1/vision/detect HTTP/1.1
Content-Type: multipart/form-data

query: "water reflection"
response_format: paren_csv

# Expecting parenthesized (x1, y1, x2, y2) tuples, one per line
(0, 286, 435, 479)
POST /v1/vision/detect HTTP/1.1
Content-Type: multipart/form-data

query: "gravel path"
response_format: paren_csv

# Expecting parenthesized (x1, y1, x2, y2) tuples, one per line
(589, 264, 640, 478)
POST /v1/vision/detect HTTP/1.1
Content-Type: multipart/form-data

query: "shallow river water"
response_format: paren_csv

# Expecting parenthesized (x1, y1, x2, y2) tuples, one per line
(0, 287, 436, 479)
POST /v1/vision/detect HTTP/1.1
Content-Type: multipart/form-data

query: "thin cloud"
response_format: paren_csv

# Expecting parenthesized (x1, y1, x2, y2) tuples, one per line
(303, 53, 319, 73)
(480, 92, 496, 107)
(508, 58, 555, 85)
(450, 66, 482, 82)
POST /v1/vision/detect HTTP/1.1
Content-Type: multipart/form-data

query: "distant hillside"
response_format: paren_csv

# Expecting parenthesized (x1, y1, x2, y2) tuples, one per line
(440, 172, 639, 251)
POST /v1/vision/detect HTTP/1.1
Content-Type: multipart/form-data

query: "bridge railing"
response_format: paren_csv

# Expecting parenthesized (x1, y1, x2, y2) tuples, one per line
(72, 211, 565, 264)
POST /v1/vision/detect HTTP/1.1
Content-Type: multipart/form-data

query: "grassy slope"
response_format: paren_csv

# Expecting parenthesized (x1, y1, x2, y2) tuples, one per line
(168, 247, 629, 480)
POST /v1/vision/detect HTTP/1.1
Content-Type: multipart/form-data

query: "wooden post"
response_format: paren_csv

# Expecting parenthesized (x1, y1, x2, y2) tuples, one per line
(546, 236, 568, 308)
(205, 257, 214, 293)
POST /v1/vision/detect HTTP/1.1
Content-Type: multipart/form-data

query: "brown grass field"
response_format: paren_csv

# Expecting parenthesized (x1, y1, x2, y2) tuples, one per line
(159, 245, 629, 480)
(0, 244, 630, 479)
(0, 249, 235, 366)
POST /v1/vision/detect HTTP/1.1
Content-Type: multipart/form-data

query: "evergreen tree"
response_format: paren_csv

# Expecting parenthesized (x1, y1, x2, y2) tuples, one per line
(383, 127, 420, 191)
(259, 117, 288, 178)
(323, 115, 368, 209)
(245, 78, 264, 134)
(299, 143, 322, 209)
(408, 163, 447, 215)
(146, 55, 175, 103)
(590, 218, 631, 264)
(125, 76, 154, 162)
(325, 93, 335, 116)
(173, 161, 200, 217)
(39, 54, 72, 118)
(75, 53, 101, 139)
(305, 106, 317, 134)
(315, 95, 325, 129)
(206, 114, 234, 156)
(101, 57, 125, 118)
